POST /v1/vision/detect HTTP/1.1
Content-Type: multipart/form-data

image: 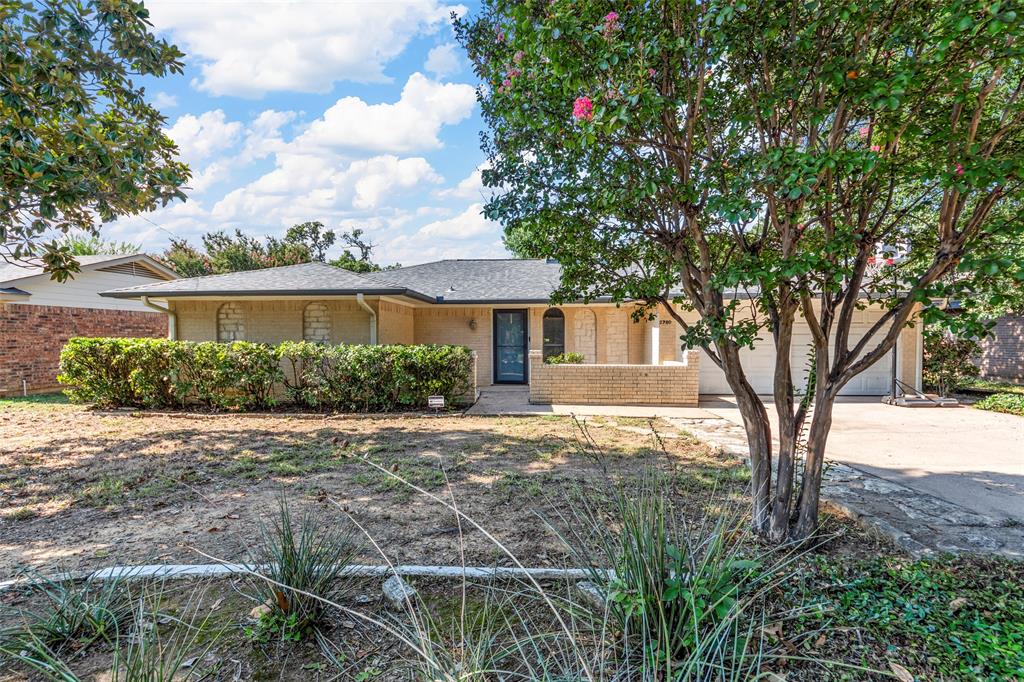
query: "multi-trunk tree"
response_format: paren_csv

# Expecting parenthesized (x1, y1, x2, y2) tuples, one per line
(457, 0, 1024, 541)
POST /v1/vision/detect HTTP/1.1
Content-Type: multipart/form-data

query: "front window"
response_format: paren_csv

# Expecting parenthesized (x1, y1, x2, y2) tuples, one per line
(542, 308, 565, 360)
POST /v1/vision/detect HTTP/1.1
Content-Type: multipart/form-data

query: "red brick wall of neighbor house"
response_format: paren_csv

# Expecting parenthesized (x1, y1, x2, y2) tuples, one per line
(977, 315, 1024, 382)
(0, 303, 167, 395)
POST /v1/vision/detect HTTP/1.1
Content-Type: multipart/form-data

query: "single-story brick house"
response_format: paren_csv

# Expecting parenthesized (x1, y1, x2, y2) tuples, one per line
(102, 259, 923, 407)
(1, 254, 177, 395)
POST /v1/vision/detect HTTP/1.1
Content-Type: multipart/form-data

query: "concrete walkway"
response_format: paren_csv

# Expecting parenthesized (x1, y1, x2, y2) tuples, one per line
(466, 386, 711, 419)
(700, 396, 1024, 523)
(667, 410, 1023, 559)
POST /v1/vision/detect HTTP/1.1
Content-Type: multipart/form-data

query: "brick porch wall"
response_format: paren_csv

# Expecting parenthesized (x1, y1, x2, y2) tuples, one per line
(0, 303, 167, 395)
(528, 349, 701, 406)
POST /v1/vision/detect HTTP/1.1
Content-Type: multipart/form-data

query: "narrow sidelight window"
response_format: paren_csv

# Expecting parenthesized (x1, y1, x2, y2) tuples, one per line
(542, 308, 565, 360)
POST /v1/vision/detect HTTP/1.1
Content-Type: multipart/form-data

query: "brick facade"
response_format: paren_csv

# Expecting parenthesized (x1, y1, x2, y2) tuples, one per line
(977, 315, 1024, 382)
(0, 302, 167, 395)
(528, 349, 701, 406)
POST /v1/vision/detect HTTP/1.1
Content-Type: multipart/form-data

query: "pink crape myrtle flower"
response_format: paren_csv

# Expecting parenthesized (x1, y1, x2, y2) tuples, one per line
(604, 11, 619, 22)
(648, 67, 657, 77)
(955, 163, 965, 176)
(858, 125, 870, 139)
(870, 144, 881, 152)
(573, 96, 594, 121)
(513, 50, 525, 64)
(502, 78, 512, 88)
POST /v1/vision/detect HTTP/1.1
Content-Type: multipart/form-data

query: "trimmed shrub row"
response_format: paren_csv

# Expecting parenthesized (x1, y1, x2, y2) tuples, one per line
(58, 338, 475, 412)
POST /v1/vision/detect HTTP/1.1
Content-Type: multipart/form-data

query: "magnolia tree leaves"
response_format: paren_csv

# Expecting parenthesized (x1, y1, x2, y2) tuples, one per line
(1, 0, 189, 281)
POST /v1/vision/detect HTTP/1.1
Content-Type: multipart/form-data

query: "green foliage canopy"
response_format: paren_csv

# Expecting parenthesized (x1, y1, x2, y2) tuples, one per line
(1, 0, 189, 281)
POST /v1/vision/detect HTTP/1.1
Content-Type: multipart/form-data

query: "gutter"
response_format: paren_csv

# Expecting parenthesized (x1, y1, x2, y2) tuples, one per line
(141, 296, 176, 340)
(355, 293, 377, 344)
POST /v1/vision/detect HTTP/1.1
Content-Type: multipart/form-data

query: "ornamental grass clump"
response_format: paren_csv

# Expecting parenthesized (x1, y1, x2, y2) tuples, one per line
(559, 472, 772, 679)
(0, 571, 136, 657)
(247, 495, 362, 641)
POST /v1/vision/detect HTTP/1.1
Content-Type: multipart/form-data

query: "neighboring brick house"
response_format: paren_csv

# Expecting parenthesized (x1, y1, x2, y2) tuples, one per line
(0, 254, 176, 396)
(102, 259, 923, 407)
(977, 315, 1024, 382)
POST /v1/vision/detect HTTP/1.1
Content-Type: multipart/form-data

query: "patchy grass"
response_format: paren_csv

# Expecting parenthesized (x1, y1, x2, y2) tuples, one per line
(0, 403, 746, 574)
(962, 379, 1024, 396)
(974, 392, 1024, 416)
(788, 556, 1024, 680)
(0, 393, 69, 409)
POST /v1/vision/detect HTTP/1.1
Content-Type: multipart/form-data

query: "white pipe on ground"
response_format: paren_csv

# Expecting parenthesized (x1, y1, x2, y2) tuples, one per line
(0, 563, 609, 592)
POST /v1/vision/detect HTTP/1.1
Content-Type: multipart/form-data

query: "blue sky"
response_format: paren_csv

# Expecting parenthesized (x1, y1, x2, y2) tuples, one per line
(104, 0, 504, 266)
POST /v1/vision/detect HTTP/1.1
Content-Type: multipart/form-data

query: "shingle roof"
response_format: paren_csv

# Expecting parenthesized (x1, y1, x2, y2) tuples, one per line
(0, 254, 175, 285)
(364, 259, 564, 303)
(100, 262, 434, 301)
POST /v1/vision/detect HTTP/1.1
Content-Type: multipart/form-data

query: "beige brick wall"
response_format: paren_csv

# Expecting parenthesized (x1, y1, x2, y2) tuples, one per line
(413, 306, 492, 386)
(529, 349, 700, 406)
(378, 300, 415, 344)
(897, 312, 921, 388)
(173, 300, 218, 341)
(171, 299, 371, 345)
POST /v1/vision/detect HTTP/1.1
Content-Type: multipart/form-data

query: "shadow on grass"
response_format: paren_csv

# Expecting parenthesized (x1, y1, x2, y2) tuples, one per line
(0, 413, 751, 574)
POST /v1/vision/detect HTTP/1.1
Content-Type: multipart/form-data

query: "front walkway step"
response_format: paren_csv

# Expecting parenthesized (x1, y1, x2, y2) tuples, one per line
(666, 417, 1023, 560)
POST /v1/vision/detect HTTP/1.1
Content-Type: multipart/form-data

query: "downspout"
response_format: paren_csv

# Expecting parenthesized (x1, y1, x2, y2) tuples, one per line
(356, 293, 377, 344)
(141, 296, 176, 340)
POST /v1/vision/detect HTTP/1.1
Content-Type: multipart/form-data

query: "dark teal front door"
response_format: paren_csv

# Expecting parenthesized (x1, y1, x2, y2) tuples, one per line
(493, 310, 528, 384)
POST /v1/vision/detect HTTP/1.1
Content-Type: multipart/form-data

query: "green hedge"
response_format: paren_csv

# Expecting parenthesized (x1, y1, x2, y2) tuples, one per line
(58, 338, 475, 412)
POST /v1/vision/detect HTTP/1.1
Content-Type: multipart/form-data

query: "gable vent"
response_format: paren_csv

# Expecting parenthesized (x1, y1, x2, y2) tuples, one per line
(97, 262, 167, 280)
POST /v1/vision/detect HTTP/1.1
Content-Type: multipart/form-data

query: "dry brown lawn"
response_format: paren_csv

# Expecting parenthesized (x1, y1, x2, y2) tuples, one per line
(0, 397, 750, 576)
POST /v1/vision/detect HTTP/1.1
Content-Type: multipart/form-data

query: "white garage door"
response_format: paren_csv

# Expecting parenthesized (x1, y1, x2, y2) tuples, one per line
(698, 310, 893, 396)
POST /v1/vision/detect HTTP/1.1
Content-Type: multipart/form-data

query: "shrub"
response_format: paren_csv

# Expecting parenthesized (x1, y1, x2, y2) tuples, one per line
(544, 352, 585, 365)
(59, 338, 474, 411)
(923, 327, 981, 396)
(975, 392, 1024, 416)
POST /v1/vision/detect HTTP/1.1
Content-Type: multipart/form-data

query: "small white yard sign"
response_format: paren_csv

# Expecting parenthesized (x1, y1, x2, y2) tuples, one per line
(427, 395, 445, 410)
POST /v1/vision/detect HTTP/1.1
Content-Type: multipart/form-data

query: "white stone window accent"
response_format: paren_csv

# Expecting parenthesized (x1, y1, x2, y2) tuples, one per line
(217, 302, 245, 342)
(574, 309, 597, 362)
(303, 302, 331, 344)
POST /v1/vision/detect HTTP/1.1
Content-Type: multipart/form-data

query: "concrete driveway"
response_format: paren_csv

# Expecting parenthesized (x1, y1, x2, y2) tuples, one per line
(700, 397, 1024, 523)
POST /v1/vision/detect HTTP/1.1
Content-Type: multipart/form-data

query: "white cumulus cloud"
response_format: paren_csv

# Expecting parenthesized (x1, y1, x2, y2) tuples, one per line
(382, 203, 507, 263)
(425, 43, 462, 78)
(166, 110, 242, 162)
(296, 73, 477, 154)
(147, 0, 466, 97)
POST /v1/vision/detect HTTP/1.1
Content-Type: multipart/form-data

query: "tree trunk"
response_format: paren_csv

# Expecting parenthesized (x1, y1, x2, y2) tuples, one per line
(769, 309, 798, 543)
(720, 344, 773, 534)
(792, 390, 836, 540)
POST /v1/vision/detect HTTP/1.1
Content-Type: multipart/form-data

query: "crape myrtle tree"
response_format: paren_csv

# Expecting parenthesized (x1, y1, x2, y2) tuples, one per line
(1, 0, 189, 281)
(456, 0, 1024, 541)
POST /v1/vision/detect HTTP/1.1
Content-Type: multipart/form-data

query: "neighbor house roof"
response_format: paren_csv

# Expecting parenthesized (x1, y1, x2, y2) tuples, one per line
(0, 253, 177, 286)
(100, 262, 436, 302)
